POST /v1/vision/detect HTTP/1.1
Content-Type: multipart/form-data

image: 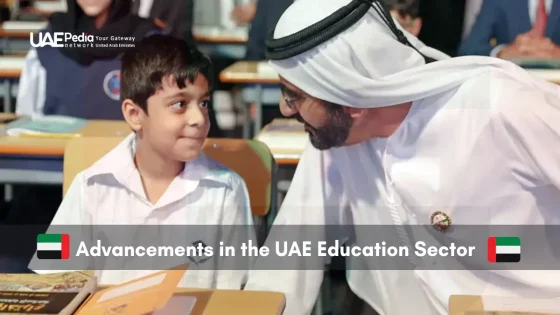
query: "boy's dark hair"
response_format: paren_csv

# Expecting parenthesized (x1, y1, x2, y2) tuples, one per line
(120, 34, 213, 112)
(384, 0, 419, 19)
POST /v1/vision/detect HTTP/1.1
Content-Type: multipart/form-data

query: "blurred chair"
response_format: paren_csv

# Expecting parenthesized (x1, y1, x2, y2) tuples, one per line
(63, 136, 278, 242)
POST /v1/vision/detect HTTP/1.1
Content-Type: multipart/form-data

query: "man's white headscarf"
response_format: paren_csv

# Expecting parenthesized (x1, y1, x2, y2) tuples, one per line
(270, 0, 557, 108)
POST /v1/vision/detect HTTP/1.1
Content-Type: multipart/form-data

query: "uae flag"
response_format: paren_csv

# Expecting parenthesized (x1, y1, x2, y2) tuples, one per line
(487, 236, 520, 263)
(37, 234, 70, 260)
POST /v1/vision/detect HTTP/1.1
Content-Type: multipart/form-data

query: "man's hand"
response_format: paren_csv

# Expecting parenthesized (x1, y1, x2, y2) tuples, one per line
(498, 31, 560, 59)
(231, 3, 257, 26)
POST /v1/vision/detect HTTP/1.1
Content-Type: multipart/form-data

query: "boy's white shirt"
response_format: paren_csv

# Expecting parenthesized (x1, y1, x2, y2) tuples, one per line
(30, 133, 256, 290)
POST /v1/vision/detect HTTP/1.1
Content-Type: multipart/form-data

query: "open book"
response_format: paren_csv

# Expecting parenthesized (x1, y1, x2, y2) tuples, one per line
(5, 116, 88, 138)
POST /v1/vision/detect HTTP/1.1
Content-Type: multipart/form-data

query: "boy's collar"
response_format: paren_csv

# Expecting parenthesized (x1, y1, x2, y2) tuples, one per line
(84, 133, 223, 205)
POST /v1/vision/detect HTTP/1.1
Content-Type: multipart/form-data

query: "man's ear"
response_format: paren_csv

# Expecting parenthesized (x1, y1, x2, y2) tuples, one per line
(345, 107, 366, 119)
(122, 99, 144, 132)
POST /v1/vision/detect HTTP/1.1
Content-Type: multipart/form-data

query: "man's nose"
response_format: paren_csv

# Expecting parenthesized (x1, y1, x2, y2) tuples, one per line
(279, 97, 297, 117)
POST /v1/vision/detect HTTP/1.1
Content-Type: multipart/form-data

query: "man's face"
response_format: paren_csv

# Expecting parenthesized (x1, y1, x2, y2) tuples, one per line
(138, 74, 211, 162)
(77, 0, 112, 17)
(279, 77, 353, 150)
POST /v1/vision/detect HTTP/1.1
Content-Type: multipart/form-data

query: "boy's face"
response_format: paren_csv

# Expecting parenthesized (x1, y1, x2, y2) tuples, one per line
(77, 0, 112, 17)
(127, 74, 211, 162)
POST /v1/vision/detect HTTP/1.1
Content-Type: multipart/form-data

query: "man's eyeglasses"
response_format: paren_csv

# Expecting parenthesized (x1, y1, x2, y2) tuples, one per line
(281, 85, 305, 109)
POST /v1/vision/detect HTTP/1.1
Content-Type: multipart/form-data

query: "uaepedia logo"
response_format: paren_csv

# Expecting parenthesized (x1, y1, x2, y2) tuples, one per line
(30, 32, 94, 48)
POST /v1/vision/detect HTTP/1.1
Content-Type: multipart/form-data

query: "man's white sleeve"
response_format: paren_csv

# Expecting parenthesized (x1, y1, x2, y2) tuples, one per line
(29, 172, 88, 274)
(244, 142, 346, 315)
(16, 48, 46, 118)
(496, 82, 560, 190)
(215, 173, 256, 289)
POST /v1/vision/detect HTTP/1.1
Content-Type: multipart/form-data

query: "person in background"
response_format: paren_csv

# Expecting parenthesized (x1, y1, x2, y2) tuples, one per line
(461, 0, 483, 40)
(231, 0, 256, 26)
(15, 0, 162, 120)
(416, 0, 466, 57)
(29, 35, 256, 288)
(244, 0, 292, 60)
(459, 0, 560, 59)
(386, 0, 422, 37)
(133, 0, 195, 43)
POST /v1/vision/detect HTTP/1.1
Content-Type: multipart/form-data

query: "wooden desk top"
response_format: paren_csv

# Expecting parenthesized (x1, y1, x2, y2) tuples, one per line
(0, 55, 26, 78)
(220, 61, 280, 84)
(193, 26, 248, 44)
(0, 120, 131, 156)
(177, 288, 285, 315)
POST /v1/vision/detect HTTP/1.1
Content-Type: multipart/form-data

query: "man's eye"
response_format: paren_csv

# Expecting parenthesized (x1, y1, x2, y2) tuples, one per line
(199, 100, 209, 109)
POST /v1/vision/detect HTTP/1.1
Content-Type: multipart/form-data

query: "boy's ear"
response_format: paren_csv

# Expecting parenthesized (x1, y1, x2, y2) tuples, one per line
(122, 99, 144, 132)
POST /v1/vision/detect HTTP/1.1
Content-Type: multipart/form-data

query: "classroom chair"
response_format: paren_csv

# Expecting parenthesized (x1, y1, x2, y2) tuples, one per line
(62, 136, 278, 243)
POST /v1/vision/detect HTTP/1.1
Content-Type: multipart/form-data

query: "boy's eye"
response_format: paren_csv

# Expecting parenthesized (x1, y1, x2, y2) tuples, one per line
(171, 101, 185, 109)
(199, 100, 209, 109)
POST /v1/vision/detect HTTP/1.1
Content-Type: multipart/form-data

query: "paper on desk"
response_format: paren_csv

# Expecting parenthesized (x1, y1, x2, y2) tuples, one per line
(481, 296, 560, 314)
(77, 264, 189, 315)
(152, 295, 197, 315)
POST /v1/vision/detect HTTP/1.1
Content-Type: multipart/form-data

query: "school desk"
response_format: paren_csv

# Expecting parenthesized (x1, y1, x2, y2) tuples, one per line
(172, 288, 286, 315)
(1, 272, 285, 315)
(193, 25, 248, 60)
(0, 21, 46, 54)
(219, 61, 280, 139)
(0, 55, 25, 113)
(0, 120, 131, 185)
(86, 287, 286, 315)
(193, 25, 248, 45)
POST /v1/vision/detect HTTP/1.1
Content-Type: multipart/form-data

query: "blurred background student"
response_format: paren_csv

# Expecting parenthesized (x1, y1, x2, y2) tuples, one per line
(133, 0, 195, 43)
(459, 0, 560, 59)
(15, 0, 161, 120)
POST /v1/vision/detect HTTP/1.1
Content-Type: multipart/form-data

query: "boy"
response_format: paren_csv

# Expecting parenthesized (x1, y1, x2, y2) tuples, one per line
(28, 35, 256, 289)
(386, 0, 422, 37)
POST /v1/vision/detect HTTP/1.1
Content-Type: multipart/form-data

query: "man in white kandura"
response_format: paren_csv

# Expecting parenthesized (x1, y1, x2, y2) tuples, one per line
(244, 0, 560, 314)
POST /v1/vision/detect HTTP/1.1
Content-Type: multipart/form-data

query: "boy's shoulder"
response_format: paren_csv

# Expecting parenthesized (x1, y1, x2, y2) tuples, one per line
(79, 134, 245, 191)
(195, 152, 246, 189)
